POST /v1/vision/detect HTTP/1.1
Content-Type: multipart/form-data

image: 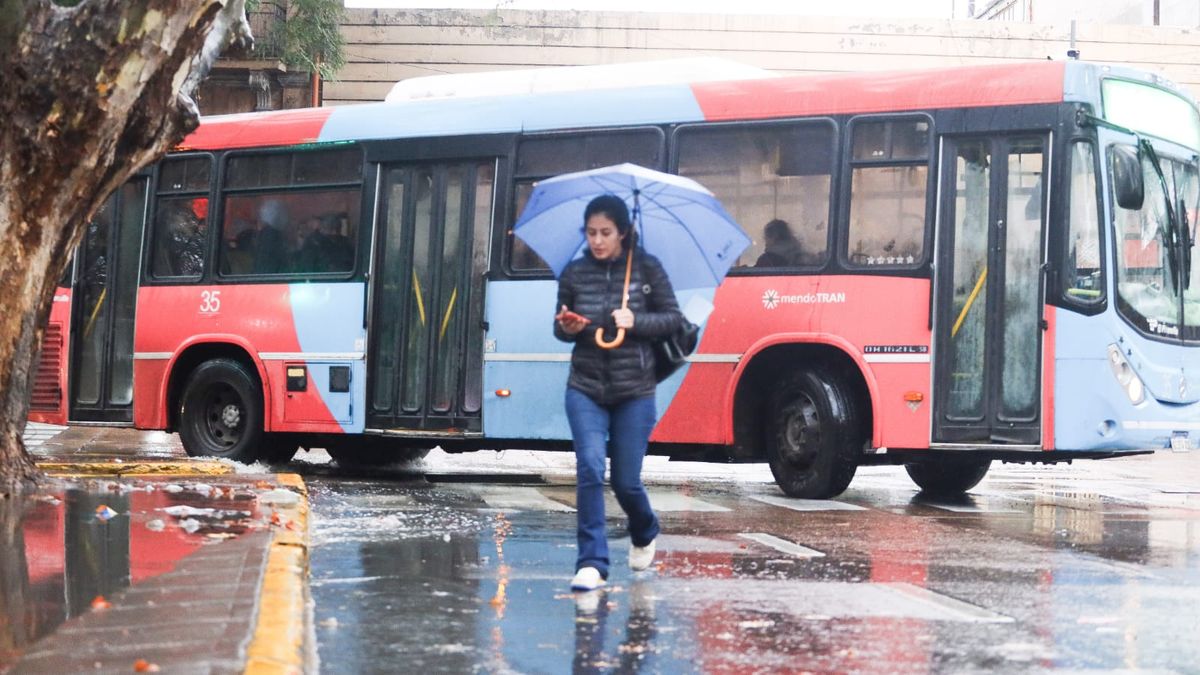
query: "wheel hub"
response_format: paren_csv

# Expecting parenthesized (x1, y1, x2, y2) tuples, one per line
(779, 397, 820, 468)
(221, 403, 241, 429)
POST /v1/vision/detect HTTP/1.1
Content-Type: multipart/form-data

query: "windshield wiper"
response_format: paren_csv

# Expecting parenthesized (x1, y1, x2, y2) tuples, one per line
(1181, 196, 1193, 290)
(1139, 138, 1184, 293)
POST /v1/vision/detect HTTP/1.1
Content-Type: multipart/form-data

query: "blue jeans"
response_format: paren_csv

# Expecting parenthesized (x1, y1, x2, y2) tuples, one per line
(565, 387, 660, 578)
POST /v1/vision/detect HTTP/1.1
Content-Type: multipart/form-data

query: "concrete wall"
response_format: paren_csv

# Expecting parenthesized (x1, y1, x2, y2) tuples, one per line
(328, 8, 1200, 107)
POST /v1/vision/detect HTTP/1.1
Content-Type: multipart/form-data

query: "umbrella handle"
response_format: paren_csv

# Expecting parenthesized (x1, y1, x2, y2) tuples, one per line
(594, 326, 625, 349)
(594, 246, 634, 350)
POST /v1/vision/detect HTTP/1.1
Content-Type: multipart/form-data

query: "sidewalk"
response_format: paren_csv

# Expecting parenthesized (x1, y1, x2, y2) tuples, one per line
(10, 423, 309, 674)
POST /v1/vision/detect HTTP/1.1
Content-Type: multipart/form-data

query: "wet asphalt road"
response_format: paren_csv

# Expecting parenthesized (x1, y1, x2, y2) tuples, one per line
(294, 451, 1200, 673)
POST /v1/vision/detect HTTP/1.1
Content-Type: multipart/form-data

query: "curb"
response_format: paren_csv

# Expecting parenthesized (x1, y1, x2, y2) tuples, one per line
(244, 473, 310, 674)
(36, 460, 234, 476)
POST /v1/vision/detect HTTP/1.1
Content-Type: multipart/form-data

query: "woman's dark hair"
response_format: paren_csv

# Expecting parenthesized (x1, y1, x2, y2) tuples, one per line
(583, 194, 633, 240)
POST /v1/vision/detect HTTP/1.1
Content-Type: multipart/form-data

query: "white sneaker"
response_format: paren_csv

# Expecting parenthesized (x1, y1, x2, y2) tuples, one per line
(570, 566, 605, 592)
(629, 539, 656, 571)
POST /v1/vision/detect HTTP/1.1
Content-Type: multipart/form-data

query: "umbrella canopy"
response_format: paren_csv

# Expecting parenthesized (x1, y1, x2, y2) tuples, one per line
(513, 163, 750, 290)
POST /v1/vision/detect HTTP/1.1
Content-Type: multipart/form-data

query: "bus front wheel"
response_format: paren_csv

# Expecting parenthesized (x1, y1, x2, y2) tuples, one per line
(905, 457, 991, 496)
(766, 366, 862, 499)
(179, 358, 265, 464)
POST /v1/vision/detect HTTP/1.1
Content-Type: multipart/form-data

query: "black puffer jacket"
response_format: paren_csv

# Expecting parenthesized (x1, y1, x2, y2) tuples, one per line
(554, 249, 683, 405)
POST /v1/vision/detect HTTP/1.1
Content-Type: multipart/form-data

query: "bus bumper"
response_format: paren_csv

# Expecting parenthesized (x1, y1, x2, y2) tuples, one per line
(1056, 357, 1199, 453)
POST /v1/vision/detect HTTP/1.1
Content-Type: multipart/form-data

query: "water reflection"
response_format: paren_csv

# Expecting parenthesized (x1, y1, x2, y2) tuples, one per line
(567, 583, 658, 673)
(0, 481, 258, 670)
(64, 490, 130, 616)
(310, 478, 1200, 673)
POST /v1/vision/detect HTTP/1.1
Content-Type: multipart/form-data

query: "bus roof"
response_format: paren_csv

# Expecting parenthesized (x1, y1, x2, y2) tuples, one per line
(180, 61, 1074, 152)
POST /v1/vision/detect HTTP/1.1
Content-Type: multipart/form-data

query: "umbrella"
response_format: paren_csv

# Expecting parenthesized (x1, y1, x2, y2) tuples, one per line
(514, 163, 750, 291)
(514, 163, 750, 347)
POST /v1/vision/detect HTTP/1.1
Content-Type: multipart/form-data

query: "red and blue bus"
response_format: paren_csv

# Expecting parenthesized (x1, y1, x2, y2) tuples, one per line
(31, 60, 1200, 498)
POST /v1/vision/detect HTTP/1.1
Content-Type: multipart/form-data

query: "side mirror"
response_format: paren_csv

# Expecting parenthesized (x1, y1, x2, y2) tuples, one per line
(1111, 145, 1144, 210)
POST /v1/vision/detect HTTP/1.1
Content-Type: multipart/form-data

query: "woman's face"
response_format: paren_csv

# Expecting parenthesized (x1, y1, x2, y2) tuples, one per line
(585, 213, 625, 261)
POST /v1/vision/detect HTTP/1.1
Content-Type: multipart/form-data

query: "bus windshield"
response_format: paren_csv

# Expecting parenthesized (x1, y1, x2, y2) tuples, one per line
(1109, 143, 1200, 341)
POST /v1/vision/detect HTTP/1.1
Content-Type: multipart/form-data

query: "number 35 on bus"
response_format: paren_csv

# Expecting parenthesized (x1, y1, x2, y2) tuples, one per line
(30, 60, 1200, 498)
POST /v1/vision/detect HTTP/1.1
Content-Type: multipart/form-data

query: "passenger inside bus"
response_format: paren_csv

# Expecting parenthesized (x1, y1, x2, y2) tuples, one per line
(755, 219, 805, 267)
(252, 199, 288, 274)
(156, 201, 206, 276)
(295, 213, 354, 273)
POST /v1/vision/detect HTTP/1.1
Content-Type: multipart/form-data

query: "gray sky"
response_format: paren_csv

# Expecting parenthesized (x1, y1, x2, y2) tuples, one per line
(344, 0, 966, 19)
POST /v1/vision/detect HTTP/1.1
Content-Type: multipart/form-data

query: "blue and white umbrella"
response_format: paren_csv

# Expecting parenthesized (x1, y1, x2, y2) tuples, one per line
(513, 163, 750, 291)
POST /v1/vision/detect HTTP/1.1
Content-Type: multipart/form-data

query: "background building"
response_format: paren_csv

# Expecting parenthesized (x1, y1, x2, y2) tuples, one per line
(327, 8, 1200, 106)
(970, 0, 1200, 26)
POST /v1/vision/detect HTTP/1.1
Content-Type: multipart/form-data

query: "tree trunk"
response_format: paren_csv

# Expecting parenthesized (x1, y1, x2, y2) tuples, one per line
(0, 0, 250, 493)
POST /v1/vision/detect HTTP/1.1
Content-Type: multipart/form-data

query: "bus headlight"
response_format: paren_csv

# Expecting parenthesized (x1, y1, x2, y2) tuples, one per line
(1107, 344, 1146, 405)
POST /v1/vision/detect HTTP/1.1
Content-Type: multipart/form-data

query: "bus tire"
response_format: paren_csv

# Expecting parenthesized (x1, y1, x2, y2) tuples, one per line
(766, 366, 862, 499)
(905, 457, 991, 496)
(178, 358, 265, 464)
(326, 438, 430, 467)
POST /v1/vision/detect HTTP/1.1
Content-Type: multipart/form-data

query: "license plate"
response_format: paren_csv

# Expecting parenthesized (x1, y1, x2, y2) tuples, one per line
(1170, 433, 1193, 452)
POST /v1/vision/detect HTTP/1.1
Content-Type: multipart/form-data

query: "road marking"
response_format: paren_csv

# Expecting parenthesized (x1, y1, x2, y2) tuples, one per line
(472, 486, 574, 512)
(21, 422, 67, 449)
(881, 583, 1014, 623)
(738, 532, 825, 558)
(751, 495, 867, 512)
(922, 501, 1022, 514)
(647, 491, 731, 512)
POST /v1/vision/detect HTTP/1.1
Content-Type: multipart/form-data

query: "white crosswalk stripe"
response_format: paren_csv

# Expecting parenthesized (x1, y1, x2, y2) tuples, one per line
(472, 486, 575, 512)
(750, 494, 867, 512)
(738, 532, 825, 558)
(646, 490, 731, 512)
(21, 422, 67, 449)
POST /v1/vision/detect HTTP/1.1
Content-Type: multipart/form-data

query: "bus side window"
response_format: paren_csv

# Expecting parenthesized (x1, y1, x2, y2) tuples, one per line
(150, 156, 212, 279)
(509, 129, 664, 273)
(151, 197, 208, 277)
(676, 122, 834, 271)
(219, 147, 362, 278)
(221, 193, 359, 276)
(1065, 142, 1103, 303)
(845, 118, 930, 268)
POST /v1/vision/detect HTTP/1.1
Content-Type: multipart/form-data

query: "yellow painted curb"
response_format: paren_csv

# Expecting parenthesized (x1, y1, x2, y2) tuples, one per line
(37, 460, 234, 477)
(244, 473, 309, 674)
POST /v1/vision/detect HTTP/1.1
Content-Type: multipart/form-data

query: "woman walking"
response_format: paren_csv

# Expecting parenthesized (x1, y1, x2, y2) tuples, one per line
(553, 194, 684, 592)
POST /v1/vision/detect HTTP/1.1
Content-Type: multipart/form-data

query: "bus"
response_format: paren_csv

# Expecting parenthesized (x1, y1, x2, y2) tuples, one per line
(30, 59, 1200, 498)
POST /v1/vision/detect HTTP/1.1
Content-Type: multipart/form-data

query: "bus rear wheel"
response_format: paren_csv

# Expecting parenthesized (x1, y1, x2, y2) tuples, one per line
(325, 437, 430, 468)
(905, 457, 991, 496)
(766, 366, 862, 499)
(179, 358, 265, 464)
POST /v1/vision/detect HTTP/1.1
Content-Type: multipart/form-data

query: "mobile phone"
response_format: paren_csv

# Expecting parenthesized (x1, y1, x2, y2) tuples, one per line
(558, 309, 590, 324)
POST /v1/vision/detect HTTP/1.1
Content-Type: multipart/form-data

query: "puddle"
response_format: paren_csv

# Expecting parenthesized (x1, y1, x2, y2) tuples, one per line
(0, 479, 261, 669)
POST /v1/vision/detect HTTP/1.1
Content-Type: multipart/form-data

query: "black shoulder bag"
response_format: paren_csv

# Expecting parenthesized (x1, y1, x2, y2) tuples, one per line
(652, 319, 699, 383)
(642, 258, 699, 382)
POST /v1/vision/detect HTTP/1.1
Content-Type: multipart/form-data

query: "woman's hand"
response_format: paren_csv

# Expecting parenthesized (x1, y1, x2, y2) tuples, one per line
(556, 305, 589, 335)
(612, 307, 634, 329)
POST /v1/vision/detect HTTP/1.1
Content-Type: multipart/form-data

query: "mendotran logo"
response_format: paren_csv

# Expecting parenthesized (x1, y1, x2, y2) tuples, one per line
(762, 289, 846, 310)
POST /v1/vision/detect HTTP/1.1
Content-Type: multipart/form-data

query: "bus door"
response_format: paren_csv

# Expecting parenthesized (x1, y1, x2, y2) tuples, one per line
(368, 161, 494, 432)
(70, 179, 148, 423)
(932, 135, 1047, 445)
